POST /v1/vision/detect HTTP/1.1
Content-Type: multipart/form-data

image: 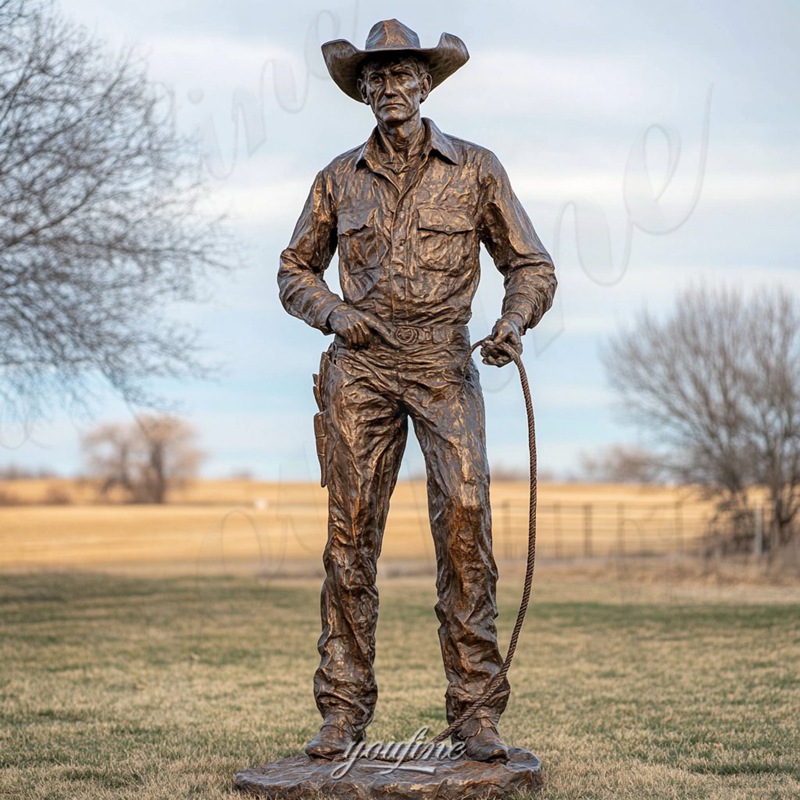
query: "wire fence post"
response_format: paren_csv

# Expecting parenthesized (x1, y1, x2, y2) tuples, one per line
(675, 500, 684, 554)
(554, 501, 562, 558)
(502, 499, 512, 560)
(753, 505, 763, 558)
(583, 504, 592, 558)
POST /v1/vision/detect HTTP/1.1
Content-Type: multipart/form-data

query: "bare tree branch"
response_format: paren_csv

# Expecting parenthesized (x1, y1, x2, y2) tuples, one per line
(82, 414, 203, 503)
(603, 284, 800, 551)
(0, 0, 231, 421)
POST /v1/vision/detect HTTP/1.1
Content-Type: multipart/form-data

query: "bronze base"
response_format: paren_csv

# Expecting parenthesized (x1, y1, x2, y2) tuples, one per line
(234, 747, 542, 799)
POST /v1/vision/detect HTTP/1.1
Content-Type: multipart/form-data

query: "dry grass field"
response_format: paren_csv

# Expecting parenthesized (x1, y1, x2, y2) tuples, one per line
(1, 480, 797, 799)
(1, 567, 798, 800)
(0, 479, 719, 574)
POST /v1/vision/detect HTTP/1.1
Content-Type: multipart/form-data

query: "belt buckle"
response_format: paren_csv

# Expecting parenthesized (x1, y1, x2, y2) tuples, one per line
(395, 326, 417, 345)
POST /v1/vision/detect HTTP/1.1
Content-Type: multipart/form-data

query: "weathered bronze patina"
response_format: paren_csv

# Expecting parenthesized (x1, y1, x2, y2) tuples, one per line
(278, 19, 556, 764)
(235, 748, 542, 798)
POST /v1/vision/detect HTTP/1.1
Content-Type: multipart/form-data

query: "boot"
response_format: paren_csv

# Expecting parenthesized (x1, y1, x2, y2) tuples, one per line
(456, 717, 509, 763)
(305, 716, 362, 760)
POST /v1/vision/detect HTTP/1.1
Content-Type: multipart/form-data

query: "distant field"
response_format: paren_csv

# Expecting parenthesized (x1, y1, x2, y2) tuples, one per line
(0, 479, 718, 573)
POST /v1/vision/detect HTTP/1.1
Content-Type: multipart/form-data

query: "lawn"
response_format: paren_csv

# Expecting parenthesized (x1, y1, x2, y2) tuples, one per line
(1, 566, 798, 799)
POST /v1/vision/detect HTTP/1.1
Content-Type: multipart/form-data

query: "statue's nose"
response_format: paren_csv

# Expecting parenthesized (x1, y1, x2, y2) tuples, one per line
(383, 76, 401, 94)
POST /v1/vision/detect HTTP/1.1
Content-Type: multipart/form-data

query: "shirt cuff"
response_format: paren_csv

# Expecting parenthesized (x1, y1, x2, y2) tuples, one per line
(317, 298, 349, 335)
(501, 297, 539, 333)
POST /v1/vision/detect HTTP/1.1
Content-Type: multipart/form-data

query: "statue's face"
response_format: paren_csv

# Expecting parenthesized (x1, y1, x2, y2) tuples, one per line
(358, 57, 432, 127)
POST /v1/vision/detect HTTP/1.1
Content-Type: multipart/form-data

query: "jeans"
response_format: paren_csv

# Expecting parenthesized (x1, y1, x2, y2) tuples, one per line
(313, 332, 510, 734)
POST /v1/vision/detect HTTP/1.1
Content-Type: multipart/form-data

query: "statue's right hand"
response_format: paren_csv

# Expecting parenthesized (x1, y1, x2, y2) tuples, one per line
(329, 305, 396, 349)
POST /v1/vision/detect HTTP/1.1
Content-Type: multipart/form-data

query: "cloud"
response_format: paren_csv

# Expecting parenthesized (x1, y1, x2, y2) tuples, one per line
(201, 179, 312, 228)
(438, 49, 653, 119)
(15, 0, 796, 481)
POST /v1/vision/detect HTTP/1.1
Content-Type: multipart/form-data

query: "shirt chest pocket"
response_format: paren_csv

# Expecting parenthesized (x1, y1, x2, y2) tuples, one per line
(337, 208, 377, 274)
(416, 206, 476, 271)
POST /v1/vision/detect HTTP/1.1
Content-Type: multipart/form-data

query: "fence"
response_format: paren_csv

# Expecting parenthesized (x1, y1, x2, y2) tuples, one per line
(267, 484, 720, 564)
(493, 499, 712, 560)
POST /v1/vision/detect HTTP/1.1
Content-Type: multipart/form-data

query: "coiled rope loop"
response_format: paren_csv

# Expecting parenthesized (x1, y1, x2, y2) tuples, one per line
(432, 337, 538, 744)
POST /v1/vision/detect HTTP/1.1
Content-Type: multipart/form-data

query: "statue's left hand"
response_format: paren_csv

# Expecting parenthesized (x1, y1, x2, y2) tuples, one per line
(481, 317, 522, 367)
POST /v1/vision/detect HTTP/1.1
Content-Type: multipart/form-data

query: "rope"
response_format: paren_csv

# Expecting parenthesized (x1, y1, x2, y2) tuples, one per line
(431, 337, 538, 744)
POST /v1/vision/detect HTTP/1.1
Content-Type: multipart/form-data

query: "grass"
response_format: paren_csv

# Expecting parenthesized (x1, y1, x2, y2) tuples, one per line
(1, 566, 798, 799)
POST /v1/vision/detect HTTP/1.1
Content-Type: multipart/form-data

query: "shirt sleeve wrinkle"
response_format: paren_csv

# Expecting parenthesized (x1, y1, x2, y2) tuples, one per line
(278, 168, 345, 335)
(478, 152, 557, 332)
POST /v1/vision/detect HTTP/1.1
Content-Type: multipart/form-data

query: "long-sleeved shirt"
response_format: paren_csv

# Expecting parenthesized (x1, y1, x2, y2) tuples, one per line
(278, 118, 556, 336)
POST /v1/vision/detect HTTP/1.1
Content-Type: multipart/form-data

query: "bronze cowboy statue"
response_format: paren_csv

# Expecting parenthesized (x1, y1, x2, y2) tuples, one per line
(278, 19, 556, 763)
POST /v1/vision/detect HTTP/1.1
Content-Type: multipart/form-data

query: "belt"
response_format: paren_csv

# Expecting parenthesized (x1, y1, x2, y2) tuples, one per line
(392, 323, 468, 346)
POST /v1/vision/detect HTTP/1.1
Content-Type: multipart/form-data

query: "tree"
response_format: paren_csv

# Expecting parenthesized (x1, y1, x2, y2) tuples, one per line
(134, 415, 203, 504)
(82, 414, 203, 503)
(579, 444, 663, 484)
(81, 421, 136, 498)
(0, 0, 228, 419)
(603, 285, 800, 551)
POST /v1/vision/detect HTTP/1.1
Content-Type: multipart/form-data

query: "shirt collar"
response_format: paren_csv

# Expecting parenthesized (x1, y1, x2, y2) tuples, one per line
(356, 118, 459, 171)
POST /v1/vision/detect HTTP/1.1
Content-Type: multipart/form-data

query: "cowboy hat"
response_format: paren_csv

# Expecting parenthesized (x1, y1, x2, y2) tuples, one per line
(322, 19, 469, 102)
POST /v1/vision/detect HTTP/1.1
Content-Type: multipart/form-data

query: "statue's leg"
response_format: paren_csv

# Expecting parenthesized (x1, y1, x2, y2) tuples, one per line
(313, 347, 408, 737)
(407, 357, 510, 728)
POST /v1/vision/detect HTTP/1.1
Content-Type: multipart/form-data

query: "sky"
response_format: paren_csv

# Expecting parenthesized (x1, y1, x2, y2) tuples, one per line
(3, 0, 799, 480)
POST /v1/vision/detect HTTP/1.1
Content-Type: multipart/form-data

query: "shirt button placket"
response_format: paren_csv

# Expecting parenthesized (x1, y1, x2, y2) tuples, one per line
(390, 199, 407, 311)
